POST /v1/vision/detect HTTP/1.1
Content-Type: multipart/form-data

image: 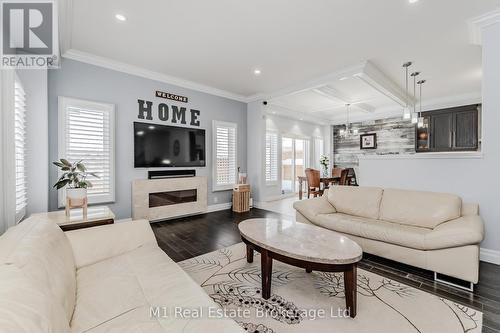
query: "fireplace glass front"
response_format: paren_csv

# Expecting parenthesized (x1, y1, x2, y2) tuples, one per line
(149, 189, 197, 208)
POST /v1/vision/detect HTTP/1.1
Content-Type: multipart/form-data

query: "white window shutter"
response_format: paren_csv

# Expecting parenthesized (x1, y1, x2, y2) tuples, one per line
(14, 77, 27, 222)
(213, 121, 237, 191)
(265, 132, 278, 183)
(58, 97, 115, 206)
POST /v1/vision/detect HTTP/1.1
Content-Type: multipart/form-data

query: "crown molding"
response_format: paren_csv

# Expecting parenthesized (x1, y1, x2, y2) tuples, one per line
(61, 49, 248, 102)
(468, 8, 500, 45)
(265, 103, 331, 125)
(56, 0, 73, 55)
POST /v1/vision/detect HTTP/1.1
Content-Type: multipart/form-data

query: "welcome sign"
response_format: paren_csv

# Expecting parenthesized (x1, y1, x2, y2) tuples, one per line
(155, 90, 188, 103)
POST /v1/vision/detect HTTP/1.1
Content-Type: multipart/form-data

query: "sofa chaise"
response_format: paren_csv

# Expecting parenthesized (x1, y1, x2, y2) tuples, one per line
(0, 216, 243, 333)
(293, 186, 484, 287)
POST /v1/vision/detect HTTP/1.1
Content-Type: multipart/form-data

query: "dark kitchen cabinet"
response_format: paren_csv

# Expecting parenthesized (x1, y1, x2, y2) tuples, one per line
(431, 113, 454, 150)
(416, 105, 479, 152)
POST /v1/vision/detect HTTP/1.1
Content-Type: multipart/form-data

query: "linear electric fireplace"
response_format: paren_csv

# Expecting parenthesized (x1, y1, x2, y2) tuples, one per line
(132, 177, 208, 221)
(149, 189, 197, 208)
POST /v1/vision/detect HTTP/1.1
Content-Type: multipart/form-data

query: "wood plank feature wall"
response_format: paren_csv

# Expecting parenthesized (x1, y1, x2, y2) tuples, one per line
(333, 117, 416, 168)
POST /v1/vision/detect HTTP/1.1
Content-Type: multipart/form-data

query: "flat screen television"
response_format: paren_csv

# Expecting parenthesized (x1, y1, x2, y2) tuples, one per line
(134, 122, 206, 168)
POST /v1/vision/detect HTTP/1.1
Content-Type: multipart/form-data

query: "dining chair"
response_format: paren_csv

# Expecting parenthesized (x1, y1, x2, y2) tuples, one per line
(339, 169, 350, 186)
(346, 168, 358, 186)
(305, 168, 323, 198)
(331, 167, 343, 185)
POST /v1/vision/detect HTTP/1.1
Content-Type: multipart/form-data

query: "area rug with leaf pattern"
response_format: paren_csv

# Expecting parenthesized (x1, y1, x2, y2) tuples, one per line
(179, 243, 482, 333)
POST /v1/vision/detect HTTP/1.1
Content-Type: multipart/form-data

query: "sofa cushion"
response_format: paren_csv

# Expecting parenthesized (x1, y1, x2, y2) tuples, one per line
(70, 243, 242, 333)
(379, 189, 462, 229)
(293, 194, 336, 221)
(0, 264, 70, 333)
(313, 213, 431, 250)
(0, 217, 76, 321)
(327, 186, 383, 219)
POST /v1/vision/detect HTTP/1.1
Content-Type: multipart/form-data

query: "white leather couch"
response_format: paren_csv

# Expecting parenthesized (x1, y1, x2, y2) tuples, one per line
(0, 217, 243, 333)
(293, 186, 485, 284)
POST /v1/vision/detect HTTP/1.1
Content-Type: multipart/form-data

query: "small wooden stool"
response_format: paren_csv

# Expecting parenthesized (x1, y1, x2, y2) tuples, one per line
(65, 197, 88, 219)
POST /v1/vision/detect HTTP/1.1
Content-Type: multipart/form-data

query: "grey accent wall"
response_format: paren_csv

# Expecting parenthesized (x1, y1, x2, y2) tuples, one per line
(48, 59, 247, 219)
(333, 117, 415, 168)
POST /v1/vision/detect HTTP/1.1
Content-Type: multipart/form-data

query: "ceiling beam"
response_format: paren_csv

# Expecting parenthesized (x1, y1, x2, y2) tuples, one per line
(311, 86, 375, 113)
(354, 61, 415, 107)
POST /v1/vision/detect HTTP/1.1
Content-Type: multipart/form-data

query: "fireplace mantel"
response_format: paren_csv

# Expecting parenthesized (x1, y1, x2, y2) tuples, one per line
(132, 177, 208, 221)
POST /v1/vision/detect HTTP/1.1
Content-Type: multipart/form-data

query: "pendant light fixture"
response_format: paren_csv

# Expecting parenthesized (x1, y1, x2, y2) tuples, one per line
(410, 71, 421, 124)
(417, 79, 426, 128)
(339, 104, 357, 138)
(402, 62, 412, 120)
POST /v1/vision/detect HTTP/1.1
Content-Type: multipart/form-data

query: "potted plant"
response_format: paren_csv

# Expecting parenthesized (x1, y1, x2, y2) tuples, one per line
(53, 159, 98, 203)
(319, 154, 329, 178)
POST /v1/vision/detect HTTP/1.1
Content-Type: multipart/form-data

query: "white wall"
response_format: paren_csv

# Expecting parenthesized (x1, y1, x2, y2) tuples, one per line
(246, 101, 265, 202)
(358, 21, 500, 262)
(17, 69, 49, 216)
(262, 114, 329, 201)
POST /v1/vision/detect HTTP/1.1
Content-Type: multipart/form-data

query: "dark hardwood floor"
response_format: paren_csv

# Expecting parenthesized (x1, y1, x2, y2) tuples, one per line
(151, 208, 500, 332)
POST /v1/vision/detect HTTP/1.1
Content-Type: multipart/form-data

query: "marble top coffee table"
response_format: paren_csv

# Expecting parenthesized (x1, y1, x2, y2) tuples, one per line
(238, 218, 363, 318)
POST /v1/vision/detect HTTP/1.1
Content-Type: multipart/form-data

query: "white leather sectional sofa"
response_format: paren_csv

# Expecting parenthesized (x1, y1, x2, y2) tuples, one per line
(0, 217, 243, 333)
(293, 186, 485, 285)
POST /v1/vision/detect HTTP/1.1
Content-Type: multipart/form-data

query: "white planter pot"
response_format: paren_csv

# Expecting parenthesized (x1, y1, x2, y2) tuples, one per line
(66, 188, 87, 200)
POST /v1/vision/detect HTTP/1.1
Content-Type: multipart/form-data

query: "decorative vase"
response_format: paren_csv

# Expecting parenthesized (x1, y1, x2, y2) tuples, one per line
(321, 166, 328, 178)
(66, 188, 87, 200)
(418, 132, 428, 140)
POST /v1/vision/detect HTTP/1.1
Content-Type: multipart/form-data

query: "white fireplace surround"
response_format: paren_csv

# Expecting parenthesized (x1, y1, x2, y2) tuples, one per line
(132, 177, 208, 221)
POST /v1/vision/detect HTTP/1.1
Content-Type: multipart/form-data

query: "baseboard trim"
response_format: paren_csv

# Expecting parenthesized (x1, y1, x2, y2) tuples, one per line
(207, 202, 232, 213)
(263, 193, 296, 202)
(480, 248, 500, 265)
(253, 201, 265, 209)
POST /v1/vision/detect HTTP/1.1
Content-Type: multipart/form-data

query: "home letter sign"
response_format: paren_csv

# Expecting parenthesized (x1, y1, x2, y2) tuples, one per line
(137, 99, 201, 127)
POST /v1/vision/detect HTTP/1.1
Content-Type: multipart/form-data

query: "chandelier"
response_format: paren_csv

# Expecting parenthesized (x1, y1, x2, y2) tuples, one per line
(339, 104, 358, 138)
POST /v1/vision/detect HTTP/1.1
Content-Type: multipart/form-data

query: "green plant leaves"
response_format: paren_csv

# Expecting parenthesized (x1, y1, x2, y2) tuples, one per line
(53, 179, 70, 189)
(60, 159, 71, 167)
(52, 159, 95, 189)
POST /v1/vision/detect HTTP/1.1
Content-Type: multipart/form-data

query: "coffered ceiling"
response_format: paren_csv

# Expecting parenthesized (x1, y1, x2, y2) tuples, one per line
(61, 0, 499, 118)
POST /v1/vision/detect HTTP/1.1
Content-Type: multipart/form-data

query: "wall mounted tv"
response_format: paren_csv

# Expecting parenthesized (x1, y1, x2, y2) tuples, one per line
(134, 122, 206, 168)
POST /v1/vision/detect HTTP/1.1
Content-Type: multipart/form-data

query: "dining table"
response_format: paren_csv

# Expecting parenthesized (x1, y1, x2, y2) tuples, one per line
(297, 176, 340, 200)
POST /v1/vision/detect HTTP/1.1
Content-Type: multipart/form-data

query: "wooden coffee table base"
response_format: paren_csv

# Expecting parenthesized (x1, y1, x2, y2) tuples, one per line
(242, 237, 358, 318)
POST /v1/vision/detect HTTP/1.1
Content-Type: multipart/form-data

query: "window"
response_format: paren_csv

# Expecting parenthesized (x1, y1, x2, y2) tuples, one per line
(58, 97, 115, 206)
(14, 76, 27, 222)
(265, 132, 278, 184)
(213, 120, 237, 191)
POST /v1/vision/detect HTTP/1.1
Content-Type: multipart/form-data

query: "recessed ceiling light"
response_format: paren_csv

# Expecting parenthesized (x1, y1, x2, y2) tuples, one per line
(408, 0, 419, 3)
(115, 14, 127, 21)
(148, 125, 155, 130)
(253, 69, 262, 76)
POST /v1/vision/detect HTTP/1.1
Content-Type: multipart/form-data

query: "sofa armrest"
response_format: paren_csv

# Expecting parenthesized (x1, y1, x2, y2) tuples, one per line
(425, 215, 484, 250)
(293, 195, 336, 223)
(65, 219, 157, 268)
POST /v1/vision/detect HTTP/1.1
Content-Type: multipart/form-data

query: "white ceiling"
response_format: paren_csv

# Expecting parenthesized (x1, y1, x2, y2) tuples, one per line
(65, 0, 499, 103)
